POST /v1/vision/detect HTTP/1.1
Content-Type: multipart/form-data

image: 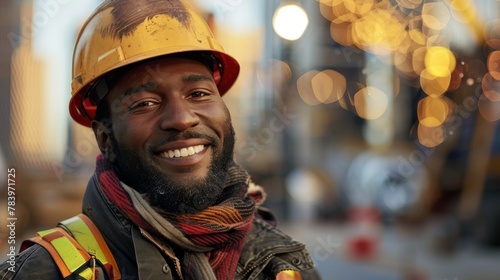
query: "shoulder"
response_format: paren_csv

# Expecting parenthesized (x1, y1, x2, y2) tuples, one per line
(0, 244, 63, 280)
(237, 213, 321, 279)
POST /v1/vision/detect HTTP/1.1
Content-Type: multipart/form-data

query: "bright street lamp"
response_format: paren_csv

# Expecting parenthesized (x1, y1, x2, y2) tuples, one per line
(272, 3, 309, 41)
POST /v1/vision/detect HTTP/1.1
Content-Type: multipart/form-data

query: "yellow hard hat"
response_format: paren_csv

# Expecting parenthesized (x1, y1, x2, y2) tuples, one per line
(69, 0, 240, 127)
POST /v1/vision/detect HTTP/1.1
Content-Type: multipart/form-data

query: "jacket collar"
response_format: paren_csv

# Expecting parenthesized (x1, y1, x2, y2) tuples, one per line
(82, 173, 314, 280)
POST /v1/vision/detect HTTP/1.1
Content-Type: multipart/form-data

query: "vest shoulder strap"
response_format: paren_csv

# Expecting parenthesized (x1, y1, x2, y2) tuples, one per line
(20, 214, 121, 280)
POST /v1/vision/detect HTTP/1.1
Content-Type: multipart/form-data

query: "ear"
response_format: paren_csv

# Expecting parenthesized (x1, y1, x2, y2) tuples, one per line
(92, 120, 116, 163)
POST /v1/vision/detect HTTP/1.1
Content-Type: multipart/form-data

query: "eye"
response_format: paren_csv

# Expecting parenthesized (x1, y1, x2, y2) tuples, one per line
(129, 100, 158, 111)
(187, 91, 209, 99)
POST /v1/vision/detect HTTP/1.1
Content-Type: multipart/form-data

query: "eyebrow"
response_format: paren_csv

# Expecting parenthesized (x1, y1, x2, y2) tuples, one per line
(182, 74, 214, 84)
(122, 82, 158, 98)
(120, 74, 213, 98)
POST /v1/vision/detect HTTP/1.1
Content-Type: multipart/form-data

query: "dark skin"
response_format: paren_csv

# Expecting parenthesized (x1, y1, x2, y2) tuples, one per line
(91, 57, 236, 213)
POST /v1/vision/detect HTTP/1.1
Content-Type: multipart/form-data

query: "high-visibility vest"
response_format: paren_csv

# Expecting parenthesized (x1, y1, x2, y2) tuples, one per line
(20, 215, 304, 280)
(20, 214, 121, 280)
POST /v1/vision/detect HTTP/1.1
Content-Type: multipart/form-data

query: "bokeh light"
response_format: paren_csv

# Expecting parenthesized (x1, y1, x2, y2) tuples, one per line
(311, 69, 347, 104)
(487, 51, 500, 80)
(412, 47, 427, 76)
(420, 68, 451, 97)
(395, 0, 423, 10)
(256, 59, 292, 92)
(417, 123, 446, 148)
(484, 19, 500, 50)
(317, 0, 499, 129)
(482, 73, 500, 102)
(422, 2, 451, 31)
(417, 96, 450, 127)
(425, 46, 456, 78)
(351, 8, 406, 56)
(297, 70, 322, 106)
(478, 93, 500, 122)
(297, 69, 347, 106)
(273, 4, 309, 41)
(353, 86, 389, 120)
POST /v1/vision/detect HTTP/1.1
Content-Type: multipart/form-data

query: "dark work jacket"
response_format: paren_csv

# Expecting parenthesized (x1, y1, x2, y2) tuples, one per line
(0, 174, 321, 279)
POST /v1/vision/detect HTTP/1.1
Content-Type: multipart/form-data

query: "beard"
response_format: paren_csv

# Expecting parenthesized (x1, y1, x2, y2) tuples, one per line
(108, 126, 236, 214)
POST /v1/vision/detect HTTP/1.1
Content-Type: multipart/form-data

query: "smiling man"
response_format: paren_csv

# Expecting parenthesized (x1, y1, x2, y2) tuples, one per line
(96, 56, 237, 215)
(0, 0, 319, 279)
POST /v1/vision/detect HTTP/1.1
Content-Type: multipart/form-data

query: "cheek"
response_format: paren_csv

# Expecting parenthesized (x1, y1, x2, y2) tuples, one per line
(112, 120, 149, 150)
(205, 103, 232, 130)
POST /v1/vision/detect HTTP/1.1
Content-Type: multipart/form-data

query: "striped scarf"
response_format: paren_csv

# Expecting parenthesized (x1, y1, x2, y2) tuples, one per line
(94, 154, 257, 279)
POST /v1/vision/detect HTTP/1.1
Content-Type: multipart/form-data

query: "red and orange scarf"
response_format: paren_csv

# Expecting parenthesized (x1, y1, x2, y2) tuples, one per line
(94, 154, 258, 279)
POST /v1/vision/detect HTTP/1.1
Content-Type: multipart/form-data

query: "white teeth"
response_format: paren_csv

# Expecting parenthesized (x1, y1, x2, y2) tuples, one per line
(161, 145, 205, 159)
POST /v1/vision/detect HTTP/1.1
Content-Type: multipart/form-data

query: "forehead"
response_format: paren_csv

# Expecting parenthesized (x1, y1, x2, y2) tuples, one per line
(116, 56, 212, 82)
(100, 56, 215, 107)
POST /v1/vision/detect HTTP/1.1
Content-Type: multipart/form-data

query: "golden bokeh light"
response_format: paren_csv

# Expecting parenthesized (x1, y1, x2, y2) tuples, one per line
(447, 0, 472, 22)
(297, 69, 347, 106)
(311, 71, 334, 103)
(344, 0, 374, 16)
(353, 86, 389, 120)
(311, 69, 347, 104)
(330, 21, 354, 47)
(319, 0, 335, 22)
(482, 73, 500, 102)
(297, 70, 321, 106)
(412, 47, 427, 76)
(395, 0, 423, 10)
(478, 93, 500, 122)
(417, 96, 449, 127)
(487, 51, 500, 80)
(351, 8, 406, 56)
(409, 28, 427, 46)
(422, 2, 451, 30)
(395, 50, 418, 79)
(426, 28, 452, 48)
(484, 19, 500, 50)
(331, 0, 359, 23)
(256, 59, 292, 92)
(425, 46, 456, 77)
(420, 69, 451, 97)
(317, 0, 496, 127)
(417, 123, 446, 148)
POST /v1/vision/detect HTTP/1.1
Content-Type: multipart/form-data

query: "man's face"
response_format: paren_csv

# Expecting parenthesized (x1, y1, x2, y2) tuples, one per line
(94, 56, 235, 213)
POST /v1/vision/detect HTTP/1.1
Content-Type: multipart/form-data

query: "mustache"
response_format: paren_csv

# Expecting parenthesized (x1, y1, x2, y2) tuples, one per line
(149, 129, 219, 152)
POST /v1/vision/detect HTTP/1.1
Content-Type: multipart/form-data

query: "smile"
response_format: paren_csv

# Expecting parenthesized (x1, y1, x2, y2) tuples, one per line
(160, 145, 206, 159)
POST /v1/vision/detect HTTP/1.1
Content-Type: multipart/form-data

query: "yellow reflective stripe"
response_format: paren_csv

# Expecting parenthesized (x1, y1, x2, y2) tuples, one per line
(38, 228, 57, 238)
(61, 214, 121, 279)
(276, 270, 303, 280)
(51, 237, 88, 271)
(79, 267, 94, 279)
(37, 229, 89, 275)
(62, 216, 109, 265)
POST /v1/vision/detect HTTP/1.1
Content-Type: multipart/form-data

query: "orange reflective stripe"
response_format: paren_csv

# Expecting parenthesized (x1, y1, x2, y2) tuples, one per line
(31, 228, 91, 278)
(25, 235, 73, 278)
(60, 214, 121, 280)
(20, 214, 121, 280)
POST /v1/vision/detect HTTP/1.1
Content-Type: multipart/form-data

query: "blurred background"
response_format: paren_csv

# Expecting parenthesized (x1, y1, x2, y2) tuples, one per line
(1, 0, 500, 279)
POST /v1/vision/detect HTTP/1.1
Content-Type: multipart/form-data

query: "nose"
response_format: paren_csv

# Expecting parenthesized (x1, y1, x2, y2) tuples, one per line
(159, 99, 200, 131)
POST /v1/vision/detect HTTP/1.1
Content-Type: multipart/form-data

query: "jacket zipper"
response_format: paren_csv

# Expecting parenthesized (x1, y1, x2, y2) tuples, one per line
(239, 243, 305, 279)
